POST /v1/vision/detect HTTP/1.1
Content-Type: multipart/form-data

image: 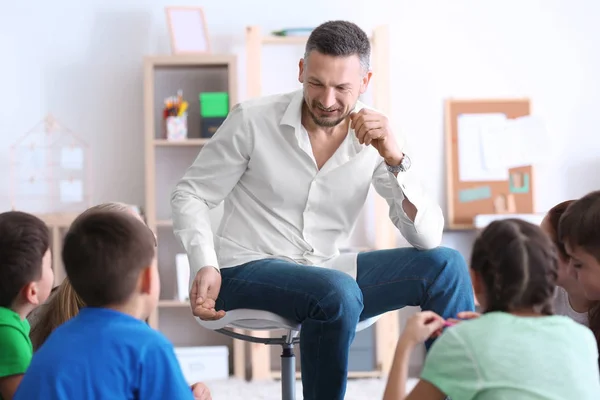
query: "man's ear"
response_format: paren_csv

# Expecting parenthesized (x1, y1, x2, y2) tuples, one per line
(359, 70, 372, 95)
(298, 58, 305, 84)
(139, 266, 153, 295)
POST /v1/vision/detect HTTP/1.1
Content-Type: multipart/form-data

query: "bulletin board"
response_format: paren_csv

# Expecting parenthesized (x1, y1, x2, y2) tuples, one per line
(445, 98, 534, 229)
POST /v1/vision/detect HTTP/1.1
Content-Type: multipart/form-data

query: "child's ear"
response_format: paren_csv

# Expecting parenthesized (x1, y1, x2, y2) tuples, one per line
(21, 281, 42, 306)
(139, 266, 153, 295)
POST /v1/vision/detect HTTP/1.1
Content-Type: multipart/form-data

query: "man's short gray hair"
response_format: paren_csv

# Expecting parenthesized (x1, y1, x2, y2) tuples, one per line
(304, 20, 371, 72)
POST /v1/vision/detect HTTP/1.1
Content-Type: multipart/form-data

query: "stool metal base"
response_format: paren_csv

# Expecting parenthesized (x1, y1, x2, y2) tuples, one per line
(217, 328, 300, 400)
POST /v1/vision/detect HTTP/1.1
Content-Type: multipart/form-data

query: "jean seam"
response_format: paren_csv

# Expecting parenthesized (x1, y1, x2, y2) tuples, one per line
(360, 277, 432, 290)
(423, 260, 449, 306)
(225, 277, 328, 318)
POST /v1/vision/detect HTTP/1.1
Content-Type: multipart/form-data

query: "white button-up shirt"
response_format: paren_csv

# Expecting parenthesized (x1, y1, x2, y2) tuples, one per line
(171, 90, 444, 279)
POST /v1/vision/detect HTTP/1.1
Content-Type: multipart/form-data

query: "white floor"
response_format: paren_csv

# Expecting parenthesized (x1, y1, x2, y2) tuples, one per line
(206, 378, 418, 399)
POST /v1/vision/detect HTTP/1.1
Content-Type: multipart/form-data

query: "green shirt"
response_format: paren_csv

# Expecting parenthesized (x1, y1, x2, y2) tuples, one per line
(421, 312, 600, 400)
(0, 306, 33, 381)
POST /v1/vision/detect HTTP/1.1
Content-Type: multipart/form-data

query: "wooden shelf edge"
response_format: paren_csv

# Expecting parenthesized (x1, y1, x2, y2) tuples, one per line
(144, 54, 236, 67)
(444, 224, 476, 231)
(154, 138, 209, 146)
(261, 35, 374, 45)
(156, 219, 173, 227)
(158, 300, 190, 308)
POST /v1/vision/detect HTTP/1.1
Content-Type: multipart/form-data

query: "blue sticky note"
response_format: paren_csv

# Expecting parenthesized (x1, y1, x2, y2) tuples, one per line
(459, 186, 492, 203)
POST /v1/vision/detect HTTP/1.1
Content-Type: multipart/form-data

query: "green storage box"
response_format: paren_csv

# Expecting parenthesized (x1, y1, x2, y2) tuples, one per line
(199, 92, 229, 118)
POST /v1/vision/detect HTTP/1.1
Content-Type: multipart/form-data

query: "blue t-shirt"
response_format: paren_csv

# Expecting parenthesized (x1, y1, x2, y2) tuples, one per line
(14, 307, 193, 400)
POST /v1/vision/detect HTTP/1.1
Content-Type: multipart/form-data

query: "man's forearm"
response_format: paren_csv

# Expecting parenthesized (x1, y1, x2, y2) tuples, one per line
(384, 154, 418, 222)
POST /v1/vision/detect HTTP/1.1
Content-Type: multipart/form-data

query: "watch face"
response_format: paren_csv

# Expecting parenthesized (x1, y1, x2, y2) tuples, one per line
(401, 154, 412, 171)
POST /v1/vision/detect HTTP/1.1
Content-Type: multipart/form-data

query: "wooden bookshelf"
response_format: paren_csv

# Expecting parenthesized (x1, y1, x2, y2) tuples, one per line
(143, 54, 241, 377)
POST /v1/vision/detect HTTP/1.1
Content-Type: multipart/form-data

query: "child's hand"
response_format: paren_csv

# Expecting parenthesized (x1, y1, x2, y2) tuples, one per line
(430, 310, 481, 338)
(191, 382, 212, 400)
(446, 311, 481, 325)
(400, 311, 445, 348)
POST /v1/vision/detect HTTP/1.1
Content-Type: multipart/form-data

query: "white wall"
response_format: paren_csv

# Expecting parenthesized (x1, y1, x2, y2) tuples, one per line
(2, 0, 600, 227)
(2, 0, 600, 371)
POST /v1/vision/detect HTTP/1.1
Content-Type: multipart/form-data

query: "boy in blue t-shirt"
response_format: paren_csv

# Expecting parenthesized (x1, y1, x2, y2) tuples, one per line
(0, 211, 54, 400)
(15, 211, 194, 400)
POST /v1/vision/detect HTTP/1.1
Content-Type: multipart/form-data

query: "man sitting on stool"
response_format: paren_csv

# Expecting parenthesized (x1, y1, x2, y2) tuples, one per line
(171, 19, 475, 400)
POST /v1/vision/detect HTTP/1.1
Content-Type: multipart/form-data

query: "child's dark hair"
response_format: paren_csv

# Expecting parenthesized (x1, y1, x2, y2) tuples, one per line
(62, 211, 156, 307)
(545, 200, 576, 260)
(471, 218, 558, 315)
(558, 190, 600, 262)
(0, 211, 50, 307)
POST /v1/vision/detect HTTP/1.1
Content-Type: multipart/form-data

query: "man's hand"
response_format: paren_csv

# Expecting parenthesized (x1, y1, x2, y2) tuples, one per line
(189, 267, 225, 321)
(399, 311, 445, 348)
(350, 109, 403, 165)
(191, 382, 212, 400)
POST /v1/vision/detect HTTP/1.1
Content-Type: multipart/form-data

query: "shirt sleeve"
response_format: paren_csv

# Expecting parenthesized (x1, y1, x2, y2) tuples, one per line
(170, 103, 252, 280)
(0, 326, 32, 378)
(371, 159, 444, 250)
(420, 329, 482, 399)
(139, 339, 194, 400)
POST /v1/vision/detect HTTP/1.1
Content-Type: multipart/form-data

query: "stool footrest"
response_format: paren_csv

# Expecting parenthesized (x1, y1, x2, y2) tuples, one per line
(216, 328, 300, 346)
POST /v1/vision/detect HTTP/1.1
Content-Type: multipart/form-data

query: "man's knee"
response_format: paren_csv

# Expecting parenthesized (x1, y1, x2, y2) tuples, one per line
(425, 247, 471, 286)
(309, 270, 364, 322)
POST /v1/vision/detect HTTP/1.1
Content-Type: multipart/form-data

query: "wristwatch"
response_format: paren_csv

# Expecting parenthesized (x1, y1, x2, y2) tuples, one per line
(386, 153, 411, 174)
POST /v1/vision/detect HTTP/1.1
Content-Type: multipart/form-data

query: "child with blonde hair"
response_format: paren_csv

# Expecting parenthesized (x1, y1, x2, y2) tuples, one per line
(383, 218, 600, 400)
(28, 202, 145, 349)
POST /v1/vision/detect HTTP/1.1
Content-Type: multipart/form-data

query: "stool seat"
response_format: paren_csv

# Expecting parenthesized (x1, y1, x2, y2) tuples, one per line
(198, 309, 301, 331)
(196, 308, 380, 333)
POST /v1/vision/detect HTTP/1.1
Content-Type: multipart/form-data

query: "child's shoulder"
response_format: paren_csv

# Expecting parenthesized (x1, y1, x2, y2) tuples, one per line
(0, 307, 30, 342)
(0, 308, 33, 377)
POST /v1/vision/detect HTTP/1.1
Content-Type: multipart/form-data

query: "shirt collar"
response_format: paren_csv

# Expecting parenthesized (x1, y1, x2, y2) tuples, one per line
(280, 89, 304, 129)
(279, 89, 371, 159)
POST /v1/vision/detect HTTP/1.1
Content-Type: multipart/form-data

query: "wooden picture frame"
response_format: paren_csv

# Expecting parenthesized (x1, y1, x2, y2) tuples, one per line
(165, 7, 211, 54)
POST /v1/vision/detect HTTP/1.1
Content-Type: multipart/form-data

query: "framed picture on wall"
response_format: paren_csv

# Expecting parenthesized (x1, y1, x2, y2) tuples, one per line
(165, 7, 211, 54)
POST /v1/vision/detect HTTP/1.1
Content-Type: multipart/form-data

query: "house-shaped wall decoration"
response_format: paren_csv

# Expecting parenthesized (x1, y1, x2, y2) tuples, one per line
(10, 114, 92, 214)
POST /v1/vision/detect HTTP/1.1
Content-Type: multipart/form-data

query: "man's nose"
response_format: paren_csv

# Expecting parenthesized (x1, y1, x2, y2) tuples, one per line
(319, 88, 337, 109)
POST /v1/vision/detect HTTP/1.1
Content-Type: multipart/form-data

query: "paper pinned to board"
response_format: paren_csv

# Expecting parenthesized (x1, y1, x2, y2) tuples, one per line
(457, 113, 509, 182)
(480, 116, 551, 170)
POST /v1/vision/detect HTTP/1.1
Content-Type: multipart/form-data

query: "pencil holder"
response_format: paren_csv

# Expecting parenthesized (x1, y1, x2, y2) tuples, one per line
(165, 114, 188, 141)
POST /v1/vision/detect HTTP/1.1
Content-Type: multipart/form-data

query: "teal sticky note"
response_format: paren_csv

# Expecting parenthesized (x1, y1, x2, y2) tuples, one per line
(509, 173, 530, 194)
(459, 186, 492, 203)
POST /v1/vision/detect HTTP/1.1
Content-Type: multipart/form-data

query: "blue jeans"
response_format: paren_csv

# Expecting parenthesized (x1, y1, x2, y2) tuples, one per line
(217, 247, 474, 400)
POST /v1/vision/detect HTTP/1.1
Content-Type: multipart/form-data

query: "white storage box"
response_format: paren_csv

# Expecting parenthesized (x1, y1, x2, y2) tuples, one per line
(174, 346, 229, 384)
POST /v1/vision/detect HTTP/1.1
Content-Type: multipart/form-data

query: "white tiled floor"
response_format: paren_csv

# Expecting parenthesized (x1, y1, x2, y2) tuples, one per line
(206, 377, 419, 399)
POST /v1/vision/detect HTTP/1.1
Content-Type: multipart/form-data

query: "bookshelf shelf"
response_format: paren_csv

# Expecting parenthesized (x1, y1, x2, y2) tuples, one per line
(158, 299, 190, 308)
(154, 138, 209, 146)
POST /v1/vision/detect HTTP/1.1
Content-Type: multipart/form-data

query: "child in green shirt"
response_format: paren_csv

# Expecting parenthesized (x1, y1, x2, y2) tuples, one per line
(382, 218, 600, 400)
(0, 212, 54, 400)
